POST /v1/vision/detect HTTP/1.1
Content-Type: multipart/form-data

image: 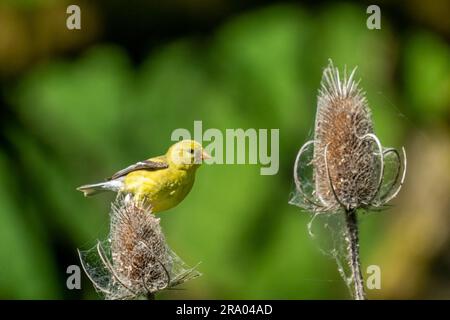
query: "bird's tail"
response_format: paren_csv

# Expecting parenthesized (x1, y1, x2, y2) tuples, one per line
(77, 180, 122, 197)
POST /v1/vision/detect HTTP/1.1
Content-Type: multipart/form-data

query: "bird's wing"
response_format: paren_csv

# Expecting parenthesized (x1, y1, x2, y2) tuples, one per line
(107, 159, 169, 180)
(148, 155, 167, 164)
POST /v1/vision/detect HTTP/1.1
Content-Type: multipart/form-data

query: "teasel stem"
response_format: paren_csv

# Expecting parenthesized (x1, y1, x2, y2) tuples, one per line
(344, 209, 366, 300)
(146, 292, 156, 300)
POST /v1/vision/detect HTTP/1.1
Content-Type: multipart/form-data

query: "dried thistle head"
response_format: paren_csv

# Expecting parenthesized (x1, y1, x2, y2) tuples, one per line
(291, 60, 407, 213)
(78, 195, 201, 300)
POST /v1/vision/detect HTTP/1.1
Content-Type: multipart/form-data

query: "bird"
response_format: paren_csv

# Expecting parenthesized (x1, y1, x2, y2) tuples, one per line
(77, 140, 210, 213)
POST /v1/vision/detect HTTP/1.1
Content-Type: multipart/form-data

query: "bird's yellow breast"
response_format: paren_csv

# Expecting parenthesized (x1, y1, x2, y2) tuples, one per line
(122, 167, 195, 213)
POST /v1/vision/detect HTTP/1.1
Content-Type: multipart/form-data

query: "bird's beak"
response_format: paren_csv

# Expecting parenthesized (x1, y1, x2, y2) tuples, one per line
(201, 150, 211, 160)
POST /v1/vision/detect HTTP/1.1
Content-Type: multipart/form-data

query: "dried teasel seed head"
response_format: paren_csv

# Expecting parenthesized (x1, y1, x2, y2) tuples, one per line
(313, 60, 379, 211)
(291, 60, 406, 213)
(109, 197, 172, 296)
(78, 195, 202, 300)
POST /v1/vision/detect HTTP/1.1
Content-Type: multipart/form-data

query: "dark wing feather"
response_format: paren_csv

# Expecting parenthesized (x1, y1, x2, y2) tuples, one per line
(108, 159, 168, 180)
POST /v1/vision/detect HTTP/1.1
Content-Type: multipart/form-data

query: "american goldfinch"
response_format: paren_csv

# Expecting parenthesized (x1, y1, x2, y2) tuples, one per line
(77, 140, 210, 213)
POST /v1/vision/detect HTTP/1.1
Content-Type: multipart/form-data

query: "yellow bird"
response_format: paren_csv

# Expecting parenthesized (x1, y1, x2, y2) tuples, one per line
(77, 140, 210, 213)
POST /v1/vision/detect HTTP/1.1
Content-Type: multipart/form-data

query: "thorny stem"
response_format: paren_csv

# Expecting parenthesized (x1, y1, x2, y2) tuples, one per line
(344, 209, 366, 300)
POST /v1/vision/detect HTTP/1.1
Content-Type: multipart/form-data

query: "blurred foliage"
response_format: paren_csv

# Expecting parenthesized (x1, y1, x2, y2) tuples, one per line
(0, 1, 449, 299)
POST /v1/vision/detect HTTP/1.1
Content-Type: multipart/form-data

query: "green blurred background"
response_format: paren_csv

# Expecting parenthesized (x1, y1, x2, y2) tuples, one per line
(0, 0, 449, 299)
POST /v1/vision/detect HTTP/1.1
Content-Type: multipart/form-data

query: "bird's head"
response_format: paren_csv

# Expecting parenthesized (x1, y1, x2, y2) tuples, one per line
(167, 140, 210, 170)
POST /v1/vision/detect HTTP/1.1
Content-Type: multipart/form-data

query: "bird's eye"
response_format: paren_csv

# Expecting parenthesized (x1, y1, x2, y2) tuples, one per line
(189, 148, 194, 154)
